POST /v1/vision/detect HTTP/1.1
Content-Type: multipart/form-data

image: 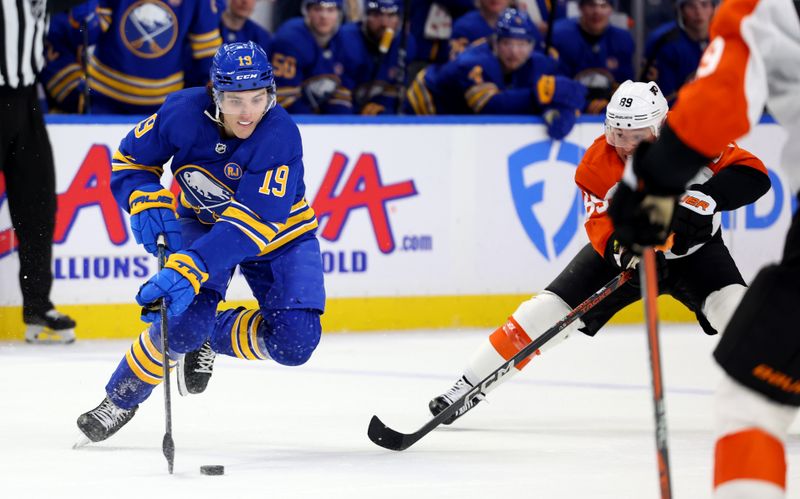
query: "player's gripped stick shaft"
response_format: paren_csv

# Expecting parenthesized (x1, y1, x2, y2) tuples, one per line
(154, 234, 176, 474)
(367, 268, 636, 451)
(640, 247, 672, 499)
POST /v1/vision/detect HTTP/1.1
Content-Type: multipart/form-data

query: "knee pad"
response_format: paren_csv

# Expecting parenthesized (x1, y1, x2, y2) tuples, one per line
(511, 290, 579, 354)
(703, 284, 746, 335)
(260, 309, 322, 366)
(151, 290, 219, 354)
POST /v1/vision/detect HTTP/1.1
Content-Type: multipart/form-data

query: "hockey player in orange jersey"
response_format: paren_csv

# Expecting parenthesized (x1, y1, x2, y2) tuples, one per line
(429, 80, 771, 439)
(607, 0, 800, 497)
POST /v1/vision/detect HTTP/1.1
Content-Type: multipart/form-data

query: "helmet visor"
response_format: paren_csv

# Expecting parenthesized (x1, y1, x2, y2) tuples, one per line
(605, 124, 655, 148)
(215, 88, 275, 116)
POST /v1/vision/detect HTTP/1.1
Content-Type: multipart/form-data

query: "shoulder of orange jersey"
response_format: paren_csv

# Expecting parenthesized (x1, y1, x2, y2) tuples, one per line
(708, 141, 767, 175)
(575, 134, 625, 198)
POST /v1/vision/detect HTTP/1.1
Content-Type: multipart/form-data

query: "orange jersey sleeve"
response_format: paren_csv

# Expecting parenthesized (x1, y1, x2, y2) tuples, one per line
(575, 136, 625, 258)
(668, 0, 763, 158)
(707, 141, 768, 176)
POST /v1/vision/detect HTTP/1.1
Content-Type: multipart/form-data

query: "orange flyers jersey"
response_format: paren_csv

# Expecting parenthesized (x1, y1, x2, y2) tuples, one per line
(576, 134, 767, 258)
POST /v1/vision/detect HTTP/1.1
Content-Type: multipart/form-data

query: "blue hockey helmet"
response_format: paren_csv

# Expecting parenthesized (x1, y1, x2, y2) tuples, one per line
(364, 0, 401, 14)
(211, 41, 275, 93)
(495, 8, 537, 41)
(302, 0, 343, 9)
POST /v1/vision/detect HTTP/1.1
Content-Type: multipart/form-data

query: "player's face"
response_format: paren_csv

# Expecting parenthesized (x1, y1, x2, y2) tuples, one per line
(579, 0, 612, 35)
(366, 11, 400, 40)
(307, 4, 340, 37)
(609, 127, 655, 160)
(219, 88, 270, 139)
(479, 0, 511, 16)
(680, 0, 715, 34)
(229, 0, 256, 18)
(496, 38, 533, 72)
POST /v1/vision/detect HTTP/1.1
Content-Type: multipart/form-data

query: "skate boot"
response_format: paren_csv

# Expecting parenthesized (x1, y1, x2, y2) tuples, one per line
(24, 309, 76, 344)
(76, 397, 138, 444)
(429, 376, 485, 425)
(177, 340, 216, 396)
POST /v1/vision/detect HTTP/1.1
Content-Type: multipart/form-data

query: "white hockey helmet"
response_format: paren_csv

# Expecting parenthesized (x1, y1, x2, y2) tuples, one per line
(605, 80, 669, 147)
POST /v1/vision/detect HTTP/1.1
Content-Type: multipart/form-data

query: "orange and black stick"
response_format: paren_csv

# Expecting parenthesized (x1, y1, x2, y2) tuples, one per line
(640, 247, 672, 499)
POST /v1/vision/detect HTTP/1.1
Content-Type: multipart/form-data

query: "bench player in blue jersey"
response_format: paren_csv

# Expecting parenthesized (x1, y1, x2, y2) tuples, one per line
(270, 0, 352, 113)
(407, 8, 586, 140)
(338, 0, 416, 114)
(550, 0, 634, 114)
(75, 42, 326, 444)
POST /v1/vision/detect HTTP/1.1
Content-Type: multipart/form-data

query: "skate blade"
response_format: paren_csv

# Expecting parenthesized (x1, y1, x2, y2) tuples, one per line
(72, 433, 91, 449)
(25, 327, 76, 345)
(176, 359, 189, 397)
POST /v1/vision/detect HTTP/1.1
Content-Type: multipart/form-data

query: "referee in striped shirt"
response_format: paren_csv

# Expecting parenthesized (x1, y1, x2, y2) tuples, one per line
(1, 0, 80, 343)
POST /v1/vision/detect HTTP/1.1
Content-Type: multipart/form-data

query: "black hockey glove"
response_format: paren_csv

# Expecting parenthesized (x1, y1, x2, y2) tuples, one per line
(606, 237, 668, 287)
(670, 187, 717, 256)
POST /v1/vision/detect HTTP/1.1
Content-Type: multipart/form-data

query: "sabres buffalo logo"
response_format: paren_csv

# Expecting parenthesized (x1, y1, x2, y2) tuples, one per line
(120, 0, 178, 59)
(174, 165, 234, 223)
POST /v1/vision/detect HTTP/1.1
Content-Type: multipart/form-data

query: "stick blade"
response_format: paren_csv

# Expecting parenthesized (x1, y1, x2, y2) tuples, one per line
(367, 415, 414, 451)
(163, 432, 175, 474)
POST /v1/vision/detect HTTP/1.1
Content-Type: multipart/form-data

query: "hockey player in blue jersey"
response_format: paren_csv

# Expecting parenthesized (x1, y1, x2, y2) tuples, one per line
(641, 0, 715, 103)
(270, 0, 352, 113)
(550, 0, 634, 114)
(448, 0, 515, 60)
(220, 0, 272, 51)
(407, 8, 586, 140)
(75, 42, 325, 444)
(339, 0, 416, 114)
(78, 0, 222, 114)
(41, 0, 99, 113)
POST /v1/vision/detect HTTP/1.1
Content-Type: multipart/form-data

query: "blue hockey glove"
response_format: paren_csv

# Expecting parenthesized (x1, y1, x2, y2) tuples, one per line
(129, 184, 182, 256)
(543, 107, 578, 140)
(535, 75, 587, 110)
(136, 251, 208, 322)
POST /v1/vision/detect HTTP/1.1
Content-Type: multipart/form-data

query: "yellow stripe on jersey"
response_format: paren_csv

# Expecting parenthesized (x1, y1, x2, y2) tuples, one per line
(219, 203, 280, 250)
(189, 29, 222, 59)
(465, 83, 499, 113)
(256, 200, 318, 255)
(88, 57, 184, 105)
(45, 63, 81, 95)
(111, 150, 164, 176)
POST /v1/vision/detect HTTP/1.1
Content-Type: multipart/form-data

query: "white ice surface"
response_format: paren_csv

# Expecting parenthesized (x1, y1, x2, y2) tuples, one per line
(1, 325, 799, 499)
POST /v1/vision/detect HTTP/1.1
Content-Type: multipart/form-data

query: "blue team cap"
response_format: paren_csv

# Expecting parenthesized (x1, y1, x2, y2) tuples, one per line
(365, 0, 401, 14)
(495, 8, 537, 41)
(210, 42, 276, 92)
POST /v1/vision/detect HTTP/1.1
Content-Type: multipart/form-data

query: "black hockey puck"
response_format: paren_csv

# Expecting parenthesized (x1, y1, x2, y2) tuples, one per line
(200, 465, 225, 475)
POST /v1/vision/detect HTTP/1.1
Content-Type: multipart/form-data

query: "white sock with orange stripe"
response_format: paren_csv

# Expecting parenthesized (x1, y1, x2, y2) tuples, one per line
(714, 375, 796, 499)
(462, 291, 580, 393)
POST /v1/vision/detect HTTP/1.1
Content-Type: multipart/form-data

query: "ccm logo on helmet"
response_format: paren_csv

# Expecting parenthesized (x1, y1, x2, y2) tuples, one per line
(235, 74, 258, 80)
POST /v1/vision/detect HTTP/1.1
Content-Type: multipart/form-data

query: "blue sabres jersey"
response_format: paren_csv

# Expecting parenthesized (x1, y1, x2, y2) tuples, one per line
(643, 21, 706, 103)
(86, 0, 222, 114)
(550, 18, 634, 112)
(270, 18, 351, 114)
(407, 42, 560, 115)
(111, 87, 318, 272)
(449, 11, 544, 60)
(220, 18, 272, 55)
(42, 7, 90, 113)
(337, 22, 416, 115)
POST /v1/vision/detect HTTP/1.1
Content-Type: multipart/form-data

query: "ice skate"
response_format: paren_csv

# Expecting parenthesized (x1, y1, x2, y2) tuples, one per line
(177, 340, 216, 396)
(76, 397, 138, 444)
(24, 309, 76, 344)
(429, 376, 485, 425)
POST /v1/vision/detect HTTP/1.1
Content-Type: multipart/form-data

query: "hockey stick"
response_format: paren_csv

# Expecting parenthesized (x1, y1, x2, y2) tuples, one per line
(368, 268, 635, 451)
(639, 248, 672, 498)
(156, 235, 175, 474)
(394, 0, 411, 114)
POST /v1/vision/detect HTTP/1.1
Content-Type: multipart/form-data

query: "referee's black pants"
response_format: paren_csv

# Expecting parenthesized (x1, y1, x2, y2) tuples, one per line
(0, 85, 56, 319)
